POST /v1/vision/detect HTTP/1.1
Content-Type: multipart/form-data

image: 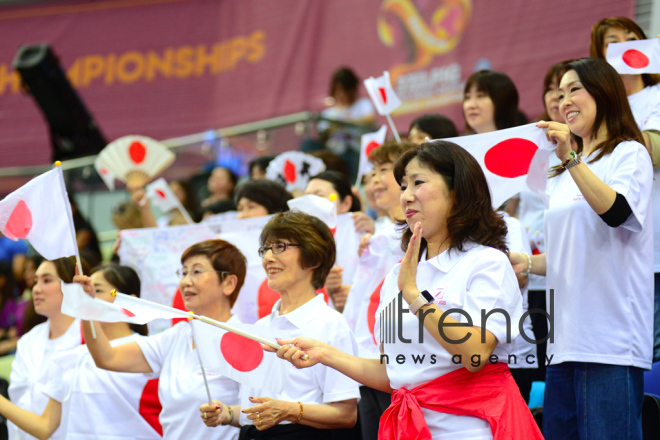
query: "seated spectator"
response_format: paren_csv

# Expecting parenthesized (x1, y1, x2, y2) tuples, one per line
(201, 166, 238, 208)
(234, 180, 293, 220)
(169, 179, 200, 223)
(306, 171, 361, 214)
(407, 114, 459, 143)
(249, 155, 275, 180)
(201, 199, 237, 221)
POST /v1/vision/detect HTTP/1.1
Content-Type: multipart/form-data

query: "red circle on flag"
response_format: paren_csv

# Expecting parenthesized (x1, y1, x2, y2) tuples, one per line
(100, 167, 109, 175)
(155, 189, 166, 199)
(365, 141, 380, 157)
(129, 141, 147, 164)
(622, 49, 650, 69)
(367, 279, 385, 344)
(121, 308, 136, 317)
(283, 160, 297, 183)
(484, 138, 538, 178)
(4, 200, 33, 240)
(220, 332, 263, 372)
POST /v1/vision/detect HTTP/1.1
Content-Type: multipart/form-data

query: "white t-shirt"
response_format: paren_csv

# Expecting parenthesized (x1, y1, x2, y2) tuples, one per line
(628, 84, 660, 272)
(40, 334, 160, 440)
(375, 243, 522, 439)
(343, 223, 403, 359)
(8, 319, 82, 440)
(239, 295, 361, 426)
(545, 140, 654, 369)
(501, 213, 537, 368)
(136, 320, 241, 440)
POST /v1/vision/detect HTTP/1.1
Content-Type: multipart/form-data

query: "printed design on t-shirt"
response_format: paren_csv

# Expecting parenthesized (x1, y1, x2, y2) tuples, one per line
(572, 193, 584, 202)
(433, 287, 446, 305)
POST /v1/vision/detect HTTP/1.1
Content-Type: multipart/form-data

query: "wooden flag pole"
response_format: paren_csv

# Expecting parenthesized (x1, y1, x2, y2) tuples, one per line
(55, 161, 96, 339)
(386, 114, 401, 142)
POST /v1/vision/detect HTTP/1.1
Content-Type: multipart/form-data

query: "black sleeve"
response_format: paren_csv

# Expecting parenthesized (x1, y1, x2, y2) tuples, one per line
(599, 192, 633, 227)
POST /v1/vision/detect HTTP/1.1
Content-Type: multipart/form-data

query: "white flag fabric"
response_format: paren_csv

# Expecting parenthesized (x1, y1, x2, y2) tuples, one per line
(0, 167, 76, 260)
(287, 194, 337, 229)
(442, 124, 555, 209)
(191, 319, 292, 394)
(357, 125, 388, 182)
(61, 282, 190, 324)
(265, 152, 326, 192)
(145, 178, 179, 213)
(606, 38, 660, 74)
(94, 161, 117, 191)
(363, 71, 402, 115)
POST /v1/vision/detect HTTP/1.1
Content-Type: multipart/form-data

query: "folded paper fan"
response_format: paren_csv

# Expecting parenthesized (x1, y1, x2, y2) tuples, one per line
(95, 135, 175, 189)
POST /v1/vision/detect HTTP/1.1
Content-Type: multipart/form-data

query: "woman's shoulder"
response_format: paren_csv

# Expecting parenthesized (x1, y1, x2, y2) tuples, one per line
(17, 320, 49, 344)
(455, 243, 510, 271)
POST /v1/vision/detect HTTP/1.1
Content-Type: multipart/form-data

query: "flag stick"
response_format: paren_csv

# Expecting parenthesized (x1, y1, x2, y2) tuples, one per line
(385, 114, 401, 142)
(190, 319, 213, 405)
(55, 162, 96, 339)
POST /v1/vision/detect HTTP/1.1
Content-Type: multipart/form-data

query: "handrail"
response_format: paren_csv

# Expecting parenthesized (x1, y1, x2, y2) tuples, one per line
(0, 112, 374, 178)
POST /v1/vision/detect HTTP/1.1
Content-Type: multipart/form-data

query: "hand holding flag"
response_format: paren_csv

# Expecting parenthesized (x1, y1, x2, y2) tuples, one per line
(606, 38, 660, 74)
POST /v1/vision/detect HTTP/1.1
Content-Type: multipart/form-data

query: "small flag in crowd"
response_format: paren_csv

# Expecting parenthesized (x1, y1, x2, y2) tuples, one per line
(145, 178, 179, 213)
(61, 282, 190, 324)
(356, 125, 388, 184)
(606, 38, 660, 74)
(191, 319, 291, 394)
(443, 123, 555, 209)
(363, 71, 402, 116)
(265, 152, 326, 192)
(0, 167, 76, 260)
(94, 161, 117, 191)
(287, 194, 337, 230)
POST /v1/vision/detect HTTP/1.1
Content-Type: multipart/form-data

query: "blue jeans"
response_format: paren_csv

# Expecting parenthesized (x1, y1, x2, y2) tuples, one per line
(653, 273, 660, 362)
(543, 362, 644, 440)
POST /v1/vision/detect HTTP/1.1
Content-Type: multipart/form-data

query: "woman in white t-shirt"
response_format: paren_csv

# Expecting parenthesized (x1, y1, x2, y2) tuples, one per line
(266, 142, 542, 439)
(0, 264, 160, 440)
(513, 58, 653, 439)
(590, 16, 660, 364)
(80, 239, 247, 440)
(200, 211, 360, 440)
(7, 257, 86, 440)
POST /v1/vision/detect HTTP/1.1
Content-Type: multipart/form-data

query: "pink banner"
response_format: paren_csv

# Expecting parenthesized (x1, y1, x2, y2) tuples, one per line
(0, 0, 633, 168)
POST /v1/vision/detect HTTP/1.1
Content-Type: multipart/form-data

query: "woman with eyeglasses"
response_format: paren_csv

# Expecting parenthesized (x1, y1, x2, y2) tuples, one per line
(199, 211, 360, 440)
(81, 239, 247, 440)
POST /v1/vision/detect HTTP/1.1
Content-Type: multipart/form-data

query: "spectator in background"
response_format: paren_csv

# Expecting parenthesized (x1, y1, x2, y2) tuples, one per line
(249, 155, 276, 180)
(0, 261, 26, 355)
(169, 179, 200, 223)
(201, 166, 237, 208)
(201, 200, 237, 221)
(0, 233, 27, 282)
(306, 171, 361, 215)
(234, 179, 293, 220)
(463, 70, 521, 135)
(319, 67, 376, 182)
(309, 150, 350, 179)
(407, 114, 459, 143)
(69, 196, 102, 268)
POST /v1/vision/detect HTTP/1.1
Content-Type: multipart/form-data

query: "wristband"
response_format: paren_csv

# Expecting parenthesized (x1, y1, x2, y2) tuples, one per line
(561, 151, 576, 168)
(520, 253, 532, 276)
(221, 405, 234, 426)
(409, 290, 434, 315)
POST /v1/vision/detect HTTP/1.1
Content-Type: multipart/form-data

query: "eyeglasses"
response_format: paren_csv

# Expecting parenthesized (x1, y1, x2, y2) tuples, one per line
(258, 242, 301, 258)
(176, 268, 230, 280)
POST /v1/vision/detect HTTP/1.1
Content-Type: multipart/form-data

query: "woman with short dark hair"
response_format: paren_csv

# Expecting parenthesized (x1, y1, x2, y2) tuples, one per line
(408, 114, 458, 143)
(200, 211, 360, 439)
(234, 180, 293, 220)
(267, 142, 541, 439)
(516, 57, 653, 438)
(82, 239, 247, 439)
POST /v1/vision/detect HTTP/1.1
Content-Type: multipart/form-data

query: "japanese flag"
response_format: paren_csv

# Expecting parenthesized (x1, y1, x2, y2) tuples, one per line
(357, 125, 388, 183)
(145, 178, 179, 213)
(287, 195, 337, 230)
(363, 71, 402, 115)
(61, 282, 190, 324)
(0, 167, 76, 260)
(442, 124, 555, 209)
(606, 38, 660, 74)
(265, 152, 326, 192)
(191, 319, 292, 394)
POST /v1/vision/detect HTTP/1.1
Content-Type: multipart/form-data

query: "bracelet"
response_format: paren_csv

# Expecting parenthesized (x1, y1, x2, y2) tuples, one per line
(561, 151, 576, 168)
(293, 401, 303, 424)
(564, 155, 582, 170)
(222, 405, 234, 426)
(520, 252, 532, 276)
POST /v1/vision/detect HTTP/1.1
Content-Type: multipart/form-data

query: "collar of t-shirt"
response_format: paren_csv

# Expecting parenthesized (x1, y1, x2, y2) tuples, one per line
(421, 241, 477, 273)
(269, 295, 326, 329)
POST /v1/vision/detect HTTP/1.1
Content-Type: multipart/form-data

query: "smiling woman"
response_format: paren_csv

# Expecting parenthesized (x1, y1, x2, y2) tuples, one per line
(513, 58, 653, 439)
(200, 211, 360, 439)
(80, 239, 247, 440)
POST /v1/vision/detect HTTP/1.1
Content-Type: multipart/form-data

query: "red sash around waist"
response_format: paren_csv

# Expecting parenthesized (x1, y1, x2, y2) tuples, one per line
(378, 362, 543, 439)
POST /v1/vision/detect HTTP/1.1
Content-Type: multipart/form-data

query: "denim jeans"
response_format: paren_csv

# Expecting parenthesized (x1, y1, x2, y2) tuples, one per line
(543, 362, 644, 440)
(653, 273, 660, 363)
